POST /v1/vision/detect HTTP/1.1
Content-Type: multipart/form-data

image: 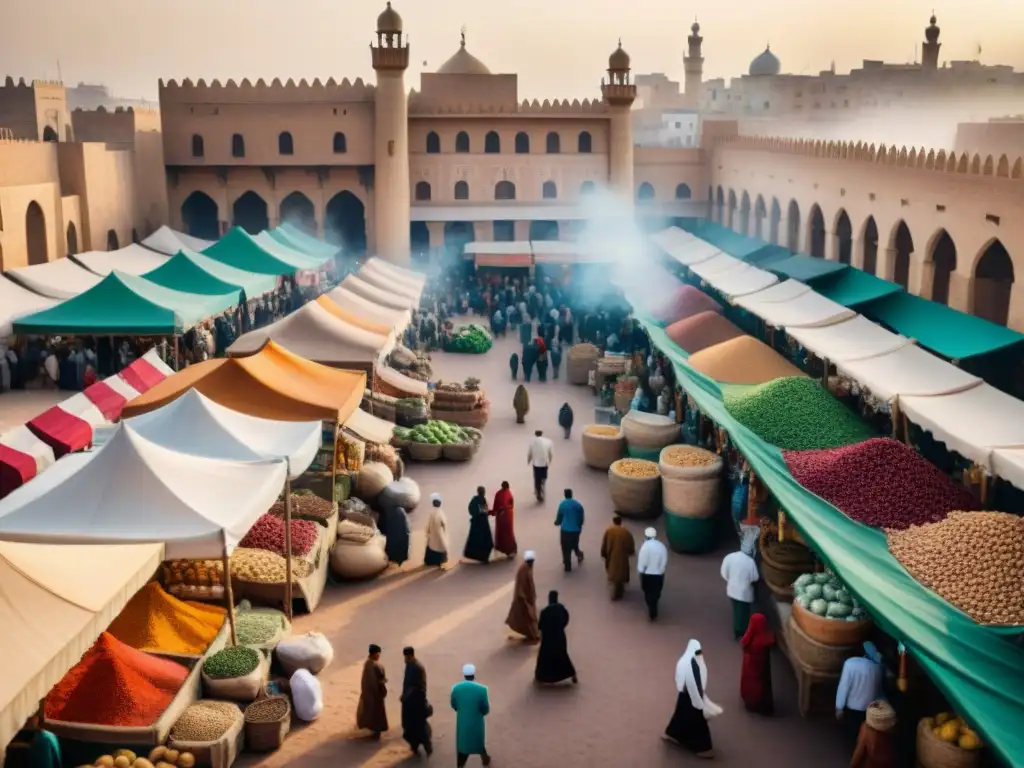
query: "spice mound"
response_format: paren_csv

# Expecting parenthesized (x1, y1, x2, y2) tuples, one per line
(236, 610, 287, 646)
(611, 459, 659, 478)
(230, 548, 314, 584)
(245, 696, 290, 723)
(688, 336, 805, 385)
(240, 513, 319, 557)
(107, 582, 226, 655)
(725, 377, 874, 450)
(665, 311, 744, 355)
(46, 632, 189, 726)
(661, 445, 718, 468)
(269, 493, 336, 524)
(170, 700, 241, 742)
(203, 646, 261, 680)
(888, 511, 1024, 626)
(584, 426, 620, 437)
(784, 438, 977, 530)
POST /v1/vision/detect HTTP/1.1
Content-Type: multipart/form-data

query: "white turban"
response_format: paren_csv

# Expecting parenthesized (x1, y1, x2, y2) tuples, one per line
(524, 551, 536, 561)
(645, 527, 657, 539)
(430, 493, 442, 505)
(462, 663, 476, 677)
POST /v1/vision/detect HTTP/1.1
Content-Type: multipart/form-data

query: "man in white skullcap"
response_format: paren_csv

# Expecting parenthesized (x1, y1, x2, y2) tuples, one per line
(637, 527, 669, 621)
(506, 551, 540, 642)
(451, 663, 491, 766)
(424, 492, 449, 568)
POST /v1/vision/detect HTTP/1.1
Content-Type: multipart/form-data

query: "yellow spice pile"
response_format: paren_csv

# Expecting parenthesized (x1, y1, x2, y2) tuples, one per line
(662, 446, 718, 468)
(585, 426, 620, 437)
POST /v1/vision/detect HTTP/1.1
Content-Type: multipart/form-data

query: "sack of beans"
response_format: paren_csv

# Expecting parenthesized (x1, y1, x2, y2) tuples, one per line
(201, 647, 269, 703)
(355, 462, 394, 501)
(608, 459, 661, 519)
(621, 410, 680, 451)
(887, 511, 1024, 626)
(276, 632, 335, 676)
(582, 425, 625, 470)
(659, 445, 723, 480)
(244, 696, 291, 753)
(168, 700, 245, 768)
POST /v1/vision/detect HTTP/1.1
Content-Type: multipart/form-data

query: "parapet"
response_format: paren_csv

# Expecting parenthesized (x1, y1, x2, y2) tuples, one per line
(714, 135, 1024, 181)
(408, 93, 608, 116)
(158, 77, 376, 104)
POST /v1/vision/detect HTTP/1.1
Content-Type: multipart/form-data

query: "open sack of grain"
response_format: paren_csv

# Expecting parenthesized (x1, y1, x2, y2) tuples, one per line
(608, 459, 661, 518)
(621, 410, 680, 452)
(200, 647, 269, 702)
(582, 425, 625, 469)
(659, 445, 723, 519)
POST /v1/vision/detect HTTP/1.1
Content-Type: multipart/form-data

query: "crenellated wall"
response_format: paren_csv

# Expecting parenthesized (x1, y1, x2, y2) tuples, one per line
(0, 77, 71, 141)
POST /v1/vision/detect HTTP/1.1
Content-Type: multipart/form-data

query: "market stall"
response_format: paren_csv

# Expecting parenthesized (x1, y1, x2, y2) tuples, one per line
(314, 295, 391, 336)
(339, 274, 416, 312)
(735, 284, 855, 329)
(143, 226, 217, 256)
(5, 258, 102, 300)
(82, 379, 131, 422)
(202, 228, 322, 276)
(0, 426, 55, 476)
(362, 256, 427, 290)
(652, 285, 722, 326)
(767, 253, 849, 284)
(142, 248, 277, 299)
(0, 445, 35, 499)
(0, 275, 57, 337)
(836, 344, 983, 401)
(665, 312, 745, 355)
(119, 351, 173, 393)
(322, 285, 411, 334)
(269, 223, 338, 259)
(686, 252, 750, 283)
(72, 245, 171, 276)
(786, 314, 909, 364)
(686, 336, 806, 385)
(357, 266, 421, 304)
(660, 234, 721, 268)
(26, 404, 94, 458)
(700, 262, 779, 300)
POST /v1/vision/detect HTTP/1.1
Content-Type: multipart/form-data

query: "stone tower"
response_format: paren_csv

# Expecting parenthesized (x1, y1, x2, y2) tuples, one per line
(371, 2, 411, 264)
(684, 21, 704, 109)
(922, 14, 941, 71)
(602, 42, 637, 204)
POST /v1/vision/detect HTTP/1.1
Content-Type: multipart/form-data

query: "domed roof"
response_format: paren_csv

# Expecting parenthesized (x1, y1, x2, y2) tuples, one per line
(749, 46, 781, 76)
(691, 22, 701, 35)
(377, 2, 402, 34)
(609, 41, 631, 71)
(437, 39, 491, 75)
(925, 14, 940, 43)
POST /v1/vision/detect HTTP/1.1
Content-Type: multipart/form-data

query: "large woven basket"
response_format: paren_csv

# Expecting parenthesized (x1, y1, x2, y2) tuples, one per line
(662, 475, 721, 519)
(791, 600, 872, 647)
(865, 701, 897, 733)
(408, 442, 443, 461)
(442, 442, 475, 462)
(244, 696, 292, 752)
(760, 540, 816, 603)
(608, 461, 661, 518)
(916, 718, 981, 768)
(658, 445, 723, 481)
(433, 390, 480, 405)
(621, 411, 680, 450)
(567, 344, 599, 385)
(785, 615, 858, 675)
(582, 429, 625, 469)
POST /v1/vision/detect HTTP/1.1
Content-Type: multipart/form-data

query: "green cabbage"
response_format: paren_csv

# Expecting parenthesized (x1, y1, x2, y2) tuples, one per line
(809, 598, 828, 616)
(804, 583, 823, 600)
(793, 574, 814, 589)
(826, 602, 852, 619)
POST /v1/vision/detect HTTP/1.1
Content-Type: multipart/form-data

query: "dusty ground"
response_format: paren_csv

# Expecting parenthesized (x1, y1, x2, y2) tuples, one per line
(0, 389, 67, 432)
(244, 327, 852, 767)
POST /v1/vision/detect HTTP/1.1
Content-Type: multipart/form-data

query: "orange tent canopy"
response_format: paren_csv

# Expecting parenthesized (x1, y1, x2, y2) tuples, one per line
(121, 340, 366, 422)
(314, 295, 390, 335)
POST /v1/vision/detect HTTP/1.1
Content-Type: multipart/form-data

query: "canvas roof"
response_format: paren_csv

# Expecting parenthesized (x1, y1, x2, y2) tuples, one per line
(813, 267, 903, 308)
(702, 262, 779, 299)
(376, 364, 429, 396)
(143, 226, 216, 255)
(358, 266, 421, 303)
(768, 254, 849, 283)
(72, 244, 170, 276)
(82, 380, 129, 422)
(687, 252, 750, 282)
(141, 347, 175, 376)
(343, 407, 396, 444)
(227, 300, 395, 366)
(787, 315, 910, 363)
(143, 248, 276, 298)
(682, 221, 767, 259)
(363, 257, 427, 288)
(118, 352, 169, 393)
(13, 271, 238, 336)
(0, 426, 55, 475)
(0, 444, 35, 499)
(746, 289, 856, 329)
(123, 388, 320, 477)
(0, 275, 57, 338)
(5, 258, 102, 300)
(314, 295, 391, 335)
(991, 449, 1024, 493)
(0, 540, 163, 757)
(27, 407, 93, 459)
(662, 238, 722, 267)
(341, 274, 417, 311)
(0, 423, 286, 559)
(202, 228, 314, 276)
(121, 340, 366, 422)
(734, 279, 812, 308)
(253, 231, 331, 270)
(271, 224, 339, 259)
(836, 344, 983, 401)
(322, 286, 411, 333)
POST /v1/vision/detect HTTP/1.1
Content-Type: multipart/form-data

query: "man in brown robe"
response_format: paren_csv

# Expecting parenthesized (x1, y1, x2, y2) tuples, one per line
(505, 551, 540, 642)
(356, 644, 389, 738)
(600, 516, 636, 600)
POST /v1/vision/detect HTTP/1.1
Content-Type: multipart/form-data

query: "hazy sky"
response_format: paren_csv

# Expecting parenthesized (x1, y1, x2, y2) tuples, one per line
(3, 0, 1023, 101)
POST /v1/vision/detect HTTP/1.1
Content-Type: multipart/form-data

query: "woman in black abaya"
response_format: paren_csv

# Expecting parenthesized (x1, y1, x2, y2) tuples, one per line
(462, 486, 494, 564)
(535, 590, 577, 685)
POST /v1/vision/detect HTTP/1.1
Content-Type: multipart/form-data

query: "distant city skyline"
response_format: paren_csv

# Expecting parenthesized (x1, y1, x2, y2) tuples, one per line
(2, 0, 1022, 102)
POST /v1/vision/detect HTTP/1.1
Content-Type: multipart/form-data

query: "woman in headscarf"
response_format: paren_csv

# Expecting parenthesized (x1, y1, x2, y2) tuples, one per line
(382, 505, 411, 566)
(462, 486, 494, 564)
(535, 590, 577, 686)
(490, 481, 517, 559)
(739, 613, 775, 715)
(424, 493, 449, 568)
(664, 640, 720, 758)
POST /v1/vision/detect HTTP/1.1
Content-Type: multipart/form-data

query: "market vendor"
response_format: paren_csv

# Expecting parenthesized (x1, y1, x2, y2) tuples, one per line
(836, 642, 886, 741)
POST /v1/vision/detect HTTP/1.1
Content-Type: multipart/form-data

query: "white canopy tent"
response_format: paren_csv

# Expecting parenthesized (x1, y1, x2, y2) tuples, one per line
(341, 274, 417, 311)
(991, 449, 1024, 492)
(0, 426, 55, 475)
(375, 364, 428, 397)
(735, 279, 811, 307)
(344, 407, 396, 445)
(702, 262, 779, 299)
(664, 238, 721, 267)
(650, 227, 695, 253)
(737, 284, 854, 329)
(688, 252, 749, 281)
(358, 266, 421, 303)
(227, 300, 396, 365)
(123, 388, 321, 478)
(57, 392, 110, 428)
(363, 257, 427, 289)
(836, 344, 982, 401)
(72, 245, 170, 276)
(5, 259, 102, 300)
(0, 424, 287, 560)
(787, 315, 911, 363)
(0, 540, 163, 758)
(143, 226, 216, 256)
(323, 285, 411, 334)
(0, 276, 57, 338)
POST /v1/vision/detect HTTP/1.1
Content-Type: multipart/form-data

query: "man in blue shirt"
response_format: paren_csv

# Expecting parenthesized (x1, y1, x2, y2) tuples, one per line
(836, 641, 886, 741)
(554, 488, 585, 572)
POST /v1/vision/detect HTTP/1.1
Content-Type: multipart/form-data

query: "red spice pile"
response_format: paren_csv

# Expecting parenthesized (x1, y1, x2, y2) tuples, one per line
(653, 285, 722, 326)
(240, 513, 319, 557)
(665, 311, 744, 354)
(784, 438, 978, 530)
(45, 632, 189, 726)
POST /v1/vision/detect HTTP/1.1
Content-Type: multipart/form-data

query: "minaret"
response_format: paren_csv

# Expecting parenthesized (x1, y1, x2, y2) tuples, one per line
(684, 21, 704, 109)
(602, 41, 636, 205)
(922, 14, 941, 71)
(371, 2, 411, 264)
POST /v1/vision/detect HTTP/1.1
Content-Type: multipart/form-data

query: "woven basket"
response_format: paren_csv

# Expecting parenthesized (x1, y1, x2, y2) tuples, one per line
(244, 696, 292, 752)
(916, 718, 981, 768)
(658, 445, 723, 481)
(567, 345, 599, 385)
(608, 462, 661, 518)
(664, 511, 717, 554)
(791, 600, 872, 647)
(662, 475, 721, 519)
(582, 430, 625, 469)
(785, 615, 858, 675)
(760, 541, 816, 603)
(621, 411, 680, 450)
(442, 442, 475, 462)
(408, 442, 443, 461)
(866, 701, 898, 733)
(433, 390, 480, 405)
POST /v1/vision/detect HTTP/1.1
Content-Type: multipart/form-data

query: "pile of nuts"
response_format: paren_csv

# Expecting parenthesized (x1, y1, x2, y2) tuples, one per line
(611, 459, 660, 478)
(231, 548, 314, 584)
(585, 426, 620, 437)
(661, 446, 718, 467)
(887, 511, 1024, 625)
(202, 647, 261, 680)
(244, 696, 290, 723)
(170, 701, 241, 742)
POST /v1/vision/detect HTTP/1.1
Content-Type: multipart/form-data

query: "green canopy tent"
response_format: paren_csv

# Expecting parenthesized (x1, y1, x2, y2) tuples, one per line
(270, 224, 339, 259)
(202, 227, 325, 275)
(812, 267, 904, 308)
(142, 248, 277, 299)
(13, 270, 238, 336)
(768, 253, 849, 283)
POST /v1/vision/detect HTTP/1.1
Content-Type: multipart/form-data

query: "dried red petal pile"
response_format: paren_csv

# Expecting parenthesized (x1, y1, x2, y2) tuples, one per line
(783, 438, 977, 530)
(240, 513, 319, 557)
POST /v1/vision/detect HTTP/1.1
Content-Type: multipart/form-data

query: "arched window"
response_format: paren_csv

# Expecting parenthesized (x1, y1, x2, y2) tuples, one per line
(454, 181, 469, 200)
(455, 131, 470, 153)
(414, 181, 432, 201)
(495, 181, 516, 201)
(542, 181, 557, 199)
(426, 131, 440, 153)
(106, 229, 120, 251)
(546, 132, 561, 153)
(333, 132, 347, 153)
(484, 131, 500, 154)
(231, 133, 245, 158)
(42, 126, 58, 142)
(278, 131, 294, 155)
(515, 132, 530, 154)
(578, 131, 592, 153)
(191, 134, 204, 158)
(675, 183, 692, 200)
(580, 181, 596, 195)
(637, 182, 655, 201)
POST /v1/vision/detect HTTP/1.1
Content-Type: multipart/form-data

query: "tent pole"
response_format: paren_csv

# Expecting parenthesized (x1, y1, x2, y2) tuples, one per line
(331, 420, 339, 507)
(222, 547, 238, 646)
(890, 398, 900, 440)
(284, 461, 294, 621)
(173, 335, 181, 371)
